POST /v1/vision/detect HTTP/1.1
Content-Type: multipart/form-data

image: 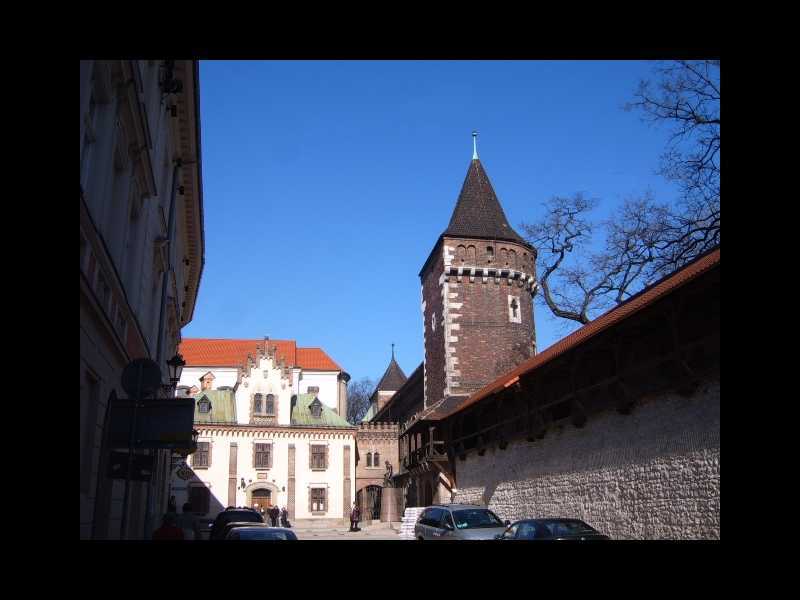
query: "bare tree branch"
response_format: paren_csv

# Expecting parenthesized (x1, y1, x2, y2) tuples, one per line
(522, 61, 720, 326)
(346, 377, 376, 424)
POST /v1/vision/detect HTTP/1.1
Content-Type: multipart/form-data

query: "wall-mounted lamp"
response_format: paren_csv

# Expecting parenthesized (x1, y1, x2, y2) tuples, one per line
(240, 477, 246, 490)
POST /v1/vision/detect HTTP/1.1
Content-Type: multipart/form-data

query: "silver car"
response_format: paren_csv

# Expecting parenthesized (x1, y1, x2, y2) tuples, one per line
(414, 504, 509, 540)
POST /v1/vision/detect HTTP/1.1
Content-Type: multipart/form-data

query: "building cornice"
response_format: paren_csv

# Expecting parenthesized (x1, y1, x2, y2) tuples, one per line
(174, 60, 204, 327)
(195, 423, 357, 437)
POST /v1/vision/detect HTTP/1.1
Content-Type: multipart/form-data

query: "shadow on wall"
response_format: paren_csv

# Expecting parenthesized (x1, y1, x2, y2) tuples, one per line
(167, 463, 227, 538)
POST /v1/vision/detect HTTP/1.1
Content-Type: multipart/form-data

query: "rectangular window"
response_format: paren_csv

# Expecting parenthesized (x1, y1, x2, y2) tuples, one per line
(265, 395, 275, 416)
(255, 443, 272, 469)
(193, 442, 210, 468)
(189, 486, 210, 514)
(310, 488, 326, 513)
(310, 445, 327, 470)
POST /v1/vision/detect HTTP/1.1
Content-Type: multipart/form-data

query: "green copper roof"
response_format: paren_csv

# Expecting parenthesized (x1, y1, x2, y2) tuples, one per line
(193, 389, 237, 424)
(291, 393, 352, 427)
(361, 403, 377, 423)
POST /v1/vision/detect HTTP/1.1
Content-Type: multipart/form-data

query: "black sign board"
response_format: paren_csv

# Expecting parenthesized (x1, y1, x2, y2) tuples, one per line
(107, 451, 154, 481)
(108, 398, 195, 449)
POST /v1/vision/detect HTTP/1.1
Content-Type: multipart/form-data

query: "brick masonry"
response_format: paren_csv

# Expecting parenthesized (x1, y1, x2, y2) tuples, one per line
(452, 379, 720, 539)
(421, 236, 536, 407)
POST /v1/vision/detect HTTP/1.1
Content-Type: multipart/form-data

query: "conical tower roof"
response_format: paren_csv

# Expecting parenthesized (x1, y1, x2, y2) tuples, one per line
(443, 158, 525, 244)
(375, 354, 407, 392)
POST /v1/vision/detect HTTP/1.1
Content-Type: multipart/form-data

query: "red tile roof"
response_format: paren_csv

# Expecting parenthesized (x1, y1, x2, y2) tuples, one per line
(178, 339, 342, 371)
(433, 247, 721, 421)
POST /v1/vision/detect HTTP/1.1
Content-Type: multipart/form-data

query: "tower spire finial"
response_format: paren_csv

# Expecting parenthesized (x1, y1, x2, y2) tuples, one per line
(472, 130, 479, 160)
(391, 343, 395, 360)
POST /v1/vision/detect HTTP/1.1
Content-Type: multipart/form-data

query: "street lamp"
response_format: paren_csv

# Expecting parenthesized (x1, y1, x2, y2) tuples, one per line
(166, 353, 186, 392)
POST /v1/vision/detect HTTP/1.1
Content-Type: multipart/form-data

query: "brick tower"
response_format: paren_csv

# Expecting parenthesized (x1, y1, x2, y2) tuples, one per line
(420, 134, 537, 409)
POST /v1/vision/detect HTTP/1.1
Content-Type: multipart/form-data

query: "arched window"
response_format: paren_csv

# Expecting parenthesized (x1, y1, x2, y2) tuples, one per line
(457, 245, 466, 263)
(374, 451, 380, 467)
(265, 394, 275, 415)
(366, 452, 372, 467)
(467, 245, 476, 263)
(254, 393, 263, 414)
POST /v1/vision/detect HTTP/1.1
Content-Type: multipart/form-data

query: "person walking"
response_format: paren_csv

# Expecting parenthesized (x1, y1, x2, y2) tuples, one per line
(176, 502, 202, 540)
(153, 513, 184, 540)
(268, 505, 277, 527)
(349, 502, 360, 532)
(280, 506, 289, 528)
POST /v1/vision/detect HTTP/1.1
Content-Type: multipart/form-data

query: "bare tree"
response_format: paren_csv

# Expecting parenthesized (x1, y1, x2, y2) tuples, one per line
(625, 60, 720, 274)
(346, 377, 376, 424)
(523, 61, 720, 325)
(626, 60, 719, 207)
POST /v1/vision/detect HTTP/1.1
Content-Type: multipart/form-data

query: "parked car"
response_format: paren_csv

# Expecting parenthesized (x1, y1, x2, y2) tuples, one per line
(495, 519, 610, 540)
(209, 507, 265, 540)
(225, 526, 298, 540)
(415, 504, 510, 540)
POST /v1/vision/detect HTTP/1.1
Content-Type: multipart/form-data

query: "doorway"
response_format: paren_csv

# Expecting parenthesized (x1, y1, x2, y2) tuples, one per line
(252, 488, 271, 512)
(364, 485, 382, 520)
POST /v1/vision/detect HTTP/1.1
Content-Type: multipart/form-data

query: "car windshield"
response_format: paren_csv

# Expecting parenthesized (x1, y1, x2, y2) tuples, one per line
(238, 529, 297, 540)
(452, 509, 504, 529)
(540, 520, 597, 536)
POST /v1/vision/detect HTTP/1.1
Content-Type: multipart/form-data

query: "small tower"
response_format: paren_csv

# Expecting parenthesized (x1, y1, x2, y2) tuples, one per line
(371, 345, 408, 415)
(419, 134, 537, 408)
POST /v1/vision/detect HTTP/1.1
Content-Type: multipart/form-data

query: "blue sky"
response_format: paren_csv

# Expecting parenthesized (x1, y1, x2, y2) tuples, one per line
(184, 60, 681, 384)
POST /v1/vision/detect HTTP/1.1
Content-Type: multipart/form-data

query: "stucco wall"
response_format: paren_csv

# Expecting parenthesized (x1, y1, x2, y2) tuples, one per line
(173, 430, 356, 521)
(299, 370, 340, 410)
(452, 380, 720, 539)
(180, 366, 238, 391)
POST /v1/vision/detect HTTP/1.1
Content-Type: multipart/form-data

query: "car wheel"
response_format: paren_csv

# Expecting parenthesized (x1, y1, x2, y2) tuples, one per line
(418, 536, 424, 541)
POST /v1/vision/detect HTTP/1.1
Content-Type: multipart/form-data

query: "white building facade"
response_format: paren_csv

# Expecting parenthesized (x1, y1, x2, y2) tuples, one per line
(171, 338, 356, 526)
(80, 60, 204, 540)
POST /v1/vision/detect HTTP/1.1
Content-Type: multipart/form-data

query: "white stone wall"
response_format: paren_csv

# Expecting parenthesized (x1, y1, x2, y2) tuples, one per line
(452, 380, 720, 539)
(298, 370, 340, 410)
(180, 366, 238, 391)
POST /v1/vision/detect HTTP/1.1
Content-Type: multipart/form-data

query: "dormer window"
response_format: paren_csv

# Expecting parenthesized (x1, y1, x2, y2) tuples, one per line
(310, 397, 323, 419)
(198, 396, 211, 413)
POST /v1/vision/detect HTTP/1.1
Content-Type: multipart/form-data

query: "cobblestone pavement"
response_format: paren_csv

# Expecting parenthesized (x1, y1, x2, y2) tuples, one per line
(292, 526, 407, 540)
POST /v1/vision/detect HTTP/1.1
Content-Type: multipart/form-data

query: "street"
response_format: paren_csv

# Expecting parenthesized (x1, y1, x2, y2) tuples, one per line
(292, 525, 406, 541)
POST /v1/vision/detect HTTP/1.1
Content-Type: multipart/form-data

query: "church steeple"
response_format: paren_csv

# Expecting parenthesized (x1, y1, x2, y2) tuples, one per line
(442, 140, 525, 244)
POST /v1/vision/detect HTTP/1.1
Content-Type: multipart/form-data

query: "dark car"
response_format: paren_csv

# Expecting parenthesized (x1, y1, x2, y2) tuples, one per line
(209, 507, 265, 540)
(495, 519, 610, 541)
(225, 526, 298, 540)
